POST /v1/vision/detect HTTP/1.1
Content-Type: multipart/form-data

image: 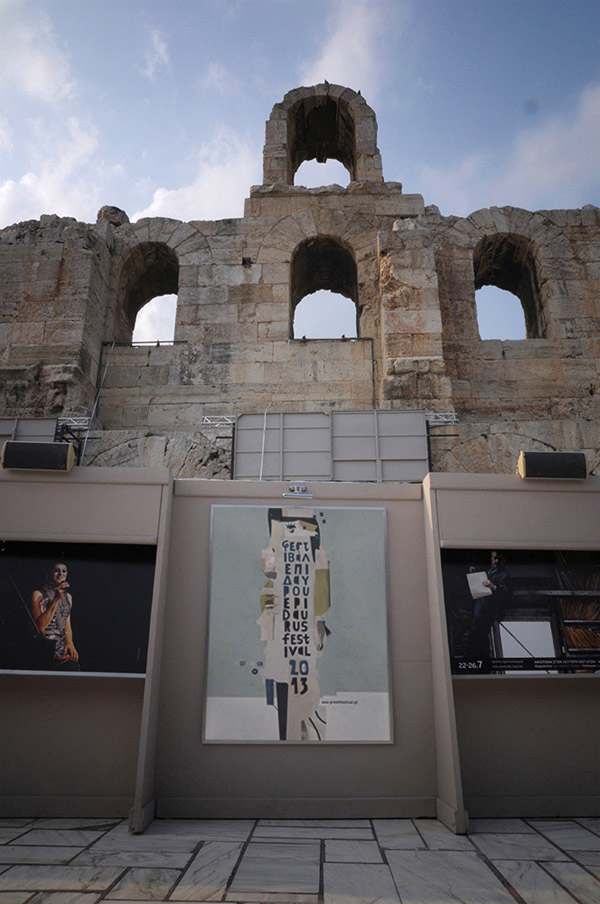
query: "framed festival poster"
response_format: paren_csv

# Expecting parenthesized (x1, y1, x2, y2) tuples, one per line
(442, 548, 600, 675)
(204, 505, 392, 743)
(0, 540, 156, 676)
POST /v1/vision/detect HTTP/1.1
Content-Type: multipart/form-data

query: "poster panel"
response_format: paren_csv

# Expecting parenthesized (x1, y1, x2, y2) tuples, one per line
(442, 548, 600, 675)
(0, 541, 156, 675)
(204, 505, 391, 742)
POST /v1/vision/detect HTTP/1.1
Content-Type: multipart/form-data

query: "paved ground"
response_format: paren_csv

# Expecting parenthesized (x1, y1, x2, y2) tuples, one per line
(0, 817, 599, 903)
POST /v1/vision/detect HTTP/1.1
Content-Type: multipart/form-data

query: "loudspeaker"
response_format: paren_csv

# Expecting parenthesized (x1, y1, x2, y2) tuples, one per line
(517, 450, 587, 479)
(1, 441, 76, 472)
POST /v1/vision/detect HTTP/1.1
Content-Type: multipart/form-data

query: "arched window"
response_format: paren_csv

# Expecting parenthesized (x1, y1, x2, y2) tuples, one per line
(288, 95, 356, 184)
(116, 243, 179, 343)
(473, 234, 542, 339)
(475, 286, 526, 340)
(291, 237, 359, 339)
(132, 294, 177, 343)
(294, 158, 351, 188)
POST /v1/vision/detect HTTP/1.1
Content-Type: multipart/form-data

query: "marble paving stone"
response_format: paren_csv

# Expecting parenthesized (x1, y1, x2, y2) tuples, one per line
(229, 842, 319, 895)
(493, 860, 577, 904)
(529, 820, 600, 851)
(544, 860, 600, 904)
(90, 827, 197, 854)
(0, 895, 33, 903)
(0, 848, 82, 865)
(325, 840, 383, 862)
(387, 850, 516, 904)
(144, 821, 253, 841)
(575, 818, 600, 836)
(252, 824, 372, 840)
(28, 894, 101, 904)
(471, 833, 569, 861)
(106, 867, 181, 900)
(12, 830, 107, 847)
(72, 851, 192, 869)
(323, 862, 400, 904)
(0, 865, 123, 891)
(569, 851, 600, 878)
(0, 831, 27, 845)
(32, 820, 121, 830)
(413, 819, 473, 851)
(0, 823, 34, 829)
(258, 819, 370, 827)
(372, 819, 424, 850)
(225, 895, 318, 904)
(469, 819, 535, 834)
(243, 842, 320, 860)
(170, 842, 243, 901)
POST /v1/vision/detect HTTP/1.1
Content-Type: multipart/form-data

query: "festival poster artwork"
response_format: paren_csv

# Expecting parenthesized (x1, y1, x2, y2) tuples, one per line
(204, 505, 391, 743)
(0, 540, 156, 675)
(442, 548, 600, 675)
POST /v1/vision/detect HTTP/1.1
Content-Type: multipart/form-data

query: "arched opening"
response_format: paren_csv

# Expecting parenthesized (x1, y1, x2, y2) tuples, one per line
(473, 234, 542, 339)
(475, 286, 527, 340)
(293, 290, 358, 339)
(288, 95, 356, 183)
(116, 243, 179, 343)
(294, 158, 351, 188)
(132, 294, 177, 343)
(291, 237, 359, 339)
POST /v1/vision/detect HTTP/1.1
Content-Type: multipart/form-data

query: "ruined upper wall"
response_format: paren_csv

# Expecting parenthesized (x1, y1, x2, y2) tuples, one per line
(0, 85, 598, 477)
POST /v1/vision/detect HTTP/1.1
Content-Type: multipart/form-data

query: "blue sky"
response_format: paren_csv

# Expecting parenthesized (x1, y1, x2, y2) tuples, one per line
(0, 0, 598, 341)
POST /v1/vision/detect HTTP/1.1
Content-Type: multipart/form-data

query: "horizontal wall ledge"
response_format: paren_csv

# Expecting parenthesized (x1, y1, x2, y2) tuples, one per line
(173, 477, 423, 500)
(157, 796, 437, 819)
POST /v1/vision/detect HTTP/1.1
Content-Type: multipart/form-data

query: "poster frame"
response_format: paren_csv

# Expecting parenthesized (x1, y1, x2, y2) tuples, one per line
(0, 536, 158, 679)
(202, 503, 394, 745)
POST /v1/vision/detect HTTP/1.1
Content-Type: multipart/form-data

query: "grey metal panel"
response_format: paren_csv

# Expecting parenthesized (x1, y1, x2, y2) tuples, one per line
(332, 435, 377, 460)
(382, 459, 429, 481)
(379, 435, 429, 460)
(0, 417, 57, 445)
(282, 451, 331, 477)
(234, 410, 429, 482)
(333, 460, 378, 481)
(377, 410, 426, 436)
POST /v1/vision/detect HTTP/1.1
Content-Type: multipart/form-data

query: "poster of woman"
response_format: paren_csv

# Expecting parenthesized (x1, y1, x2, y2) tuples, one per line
(0, 540, 156, 675)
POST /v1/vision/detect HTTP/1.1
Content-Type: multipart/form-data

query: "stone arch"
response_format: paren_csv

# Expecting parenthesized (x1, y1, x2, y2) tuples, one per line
(115, 242, 180, 342)
(290, 236, 359, 337)
(473, 233, 542, 338)
(263, 84, 383, 185)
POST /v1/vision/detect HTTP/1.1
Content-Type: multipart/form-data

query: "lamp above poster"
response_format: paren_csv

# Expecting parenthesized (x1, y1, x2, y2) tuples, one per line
(442, 548, 600, 675)
(0, 541, 156, 676)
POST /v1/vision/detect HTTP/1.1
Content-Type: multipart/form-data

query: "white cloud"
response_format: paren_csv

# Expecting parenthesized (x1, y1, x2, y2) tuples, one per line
(298, 0, 392, 103)
(142, 27, 171, 80)
(0, 117, 100, 226)
(419, 83, 600, 216)
(197, 62, 242, 96)
(132, 128, 260, 222)
(0, 2, 76, 102)
(419, 154, 485, 218)
(494, 83, 600, 208)
(0, 115, 12, 152)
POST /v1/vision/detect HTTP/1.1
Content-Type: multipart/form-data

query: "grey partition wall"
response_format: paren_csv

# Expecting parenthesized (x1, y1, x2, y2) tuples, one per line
(234, 410, 429, 482)
(0, 467, 171, 823)
(423, 473, 600, 819)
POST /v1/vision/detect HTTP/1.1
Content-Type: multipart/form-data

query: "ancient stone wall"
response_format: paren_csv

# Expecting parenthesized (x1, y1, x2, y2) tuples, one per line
(0, 84, 598, 477)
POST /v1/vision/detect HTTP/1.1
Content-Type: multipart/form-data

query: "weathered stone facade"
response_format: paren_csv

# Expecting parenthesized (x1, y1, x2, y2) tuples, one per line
(1, 84, 599, 477)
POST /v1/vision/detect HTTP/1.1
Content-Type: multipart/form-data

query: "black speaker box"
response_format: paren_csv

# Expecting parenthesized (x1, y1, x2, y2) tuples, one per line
(517, 450, 587, 479)
(1, 441, 76, 471)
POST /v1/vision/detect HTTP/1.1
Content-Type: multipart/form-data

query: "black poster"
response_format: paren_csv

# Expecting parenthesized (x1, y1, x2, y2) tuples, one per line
(442, 549, 600, 674)
(0, 541, 156, 675)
